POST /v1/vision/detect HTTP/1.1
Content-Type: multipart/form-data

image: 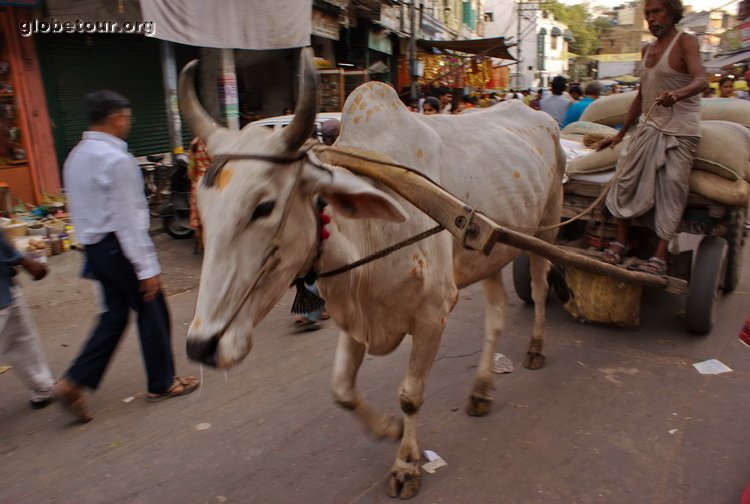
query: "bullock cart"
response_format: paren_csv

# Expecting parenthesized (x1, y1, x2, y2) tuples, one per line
(512, 173, 746, 335)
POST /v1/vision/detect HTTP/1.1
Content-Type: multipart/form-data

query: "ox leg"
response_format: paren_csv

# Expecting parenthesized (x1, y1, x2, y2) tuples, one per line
(467, 271, 506, 417)
(331, 331, 403, 440)
(523, 253, 551, 370)
(388, 328, 441, 499)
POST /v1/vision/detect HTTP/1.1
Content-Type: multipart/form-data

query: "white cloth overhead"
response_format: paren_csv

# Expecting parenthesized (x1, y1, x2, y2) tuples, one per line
(139, 0, 312, 49)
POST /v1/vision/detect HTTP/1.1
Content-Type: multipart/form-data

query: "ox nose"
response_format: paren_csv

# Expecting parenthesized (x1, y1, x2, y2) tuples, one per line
(186, 334, 219, 367)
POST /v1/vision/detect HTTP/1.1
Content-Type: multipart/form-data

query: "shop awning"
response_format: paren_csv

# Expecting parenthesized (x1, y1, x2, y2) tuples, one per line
(417, 37, 516, 61)
(705, 50, 750, 71)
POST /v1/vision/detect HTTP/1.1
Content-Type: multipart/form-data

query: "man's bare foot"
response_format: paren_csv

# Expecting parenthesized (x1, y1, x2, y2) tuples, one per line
(53, 377, 93, 423)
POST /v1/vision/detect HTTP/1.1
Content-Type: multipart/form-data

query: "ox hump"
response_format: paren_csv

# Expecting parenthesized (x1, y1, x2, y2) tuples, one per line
(343, 82, 408, 127)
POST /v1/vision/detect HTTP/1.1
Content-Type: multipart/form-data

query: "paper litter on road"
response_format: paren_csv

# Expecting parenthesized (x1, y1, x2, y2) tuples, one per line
(492, 353, 514, 374)
(122, 396, 135, 403)
(0, 365, 12, 374)
(692, 359, 732, 375)
(195, 422, 212, 431)
(668, 429, 679, 434)
(422, 449, 447, 474)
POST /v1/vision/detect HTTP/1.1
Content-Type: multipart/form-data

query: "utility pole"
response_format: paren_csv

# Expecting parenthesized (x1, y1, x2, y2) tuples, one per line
(515, 0, 541, 89)
(409, 0, 418, 100)
(516, 0, 522, 90)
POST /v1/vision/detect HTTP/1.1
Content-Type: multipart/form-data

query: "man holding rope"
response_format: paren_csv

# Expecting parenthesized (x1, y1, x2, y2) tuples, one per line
(599, 0, 705, 276)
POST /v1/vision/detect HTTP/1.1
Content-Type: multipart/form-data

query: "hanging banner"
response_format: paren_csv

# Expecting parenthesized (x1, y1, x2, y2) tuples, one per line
(589, 53, 642, 62)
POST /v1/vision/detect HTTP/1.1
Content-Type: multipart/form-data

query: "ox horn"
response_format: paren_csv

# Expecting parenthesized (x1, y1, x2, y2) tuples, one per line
(282, 47, 320, 152)
(178, 59, 222, 142)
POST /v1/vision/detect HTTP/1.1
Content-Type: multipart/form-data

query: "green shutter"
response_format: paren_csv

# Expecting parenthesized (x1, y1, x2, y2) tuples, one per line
(37, 33, 198, 165)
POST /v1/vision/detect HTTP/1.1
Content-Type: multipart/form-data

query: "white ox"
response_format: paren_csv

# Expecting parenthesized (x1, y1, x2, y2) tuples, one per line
(182, 51, 563, 499)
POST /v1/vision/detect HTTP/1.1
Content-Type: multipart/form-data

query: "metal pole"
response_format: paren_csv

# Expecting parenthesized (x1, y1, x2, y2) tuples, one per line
(159, 40, 183, 161)
(516, 0, 522, 89)
(409, 0, 418, 100)
(219, 49, 240, 131)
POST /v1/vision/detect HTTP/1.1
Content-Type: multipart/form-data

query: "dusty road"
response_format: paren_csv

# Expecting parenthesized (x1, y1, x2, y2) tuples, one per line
(1, 232, 749, 504)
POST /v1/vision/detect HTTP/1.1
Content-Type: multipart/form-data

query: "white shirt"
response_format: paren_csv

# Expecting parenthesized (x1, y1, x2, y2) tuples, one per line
(63, 131, 160, 280)
(539, 94, 571, 127)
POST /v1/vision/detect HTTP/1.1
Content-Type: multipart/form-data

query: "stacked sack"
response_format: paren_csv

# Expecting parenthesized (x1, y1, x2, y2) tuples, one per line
(564, 93, 750, 207)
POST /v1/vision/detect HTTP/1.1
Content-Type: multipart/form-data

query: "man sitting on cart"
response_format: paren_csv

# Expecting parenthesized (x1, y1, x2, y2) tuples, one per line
(598, 0, 705, 276)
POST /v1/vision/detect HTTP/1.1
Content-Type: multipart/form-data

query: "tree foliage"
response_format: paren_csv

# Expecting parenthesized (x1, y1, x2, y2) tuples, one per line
(540, 1, 611, 57)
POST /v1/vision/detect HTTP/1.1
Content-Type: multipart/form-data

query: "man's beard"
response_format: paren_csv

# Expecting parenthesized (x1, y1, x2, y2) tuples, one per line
(649, 23, 668, 37)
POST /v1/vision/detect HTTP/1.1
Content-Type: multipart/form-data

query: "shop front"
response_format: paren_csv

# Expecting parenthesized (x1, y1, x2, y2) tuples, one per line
(0, 6, 59, 206)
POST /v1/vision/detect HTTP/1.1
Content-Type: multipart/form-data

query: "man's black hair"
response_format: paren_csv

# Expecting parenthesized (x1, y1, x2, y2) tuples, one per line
(436, 87, 450, 97)
(87, 90, 131, 125)
(551, 76, 567, 96)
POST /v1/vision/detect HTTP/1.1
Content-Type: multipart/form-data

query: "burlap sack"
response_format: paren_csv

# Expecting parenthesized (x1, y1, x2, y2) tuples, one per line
(579, 94, 750, 129)
(689, 170, 750, 207)
(566, 138, 629, 174)
(694, 121, 750, 181)
(700, 98, 750, 128)
(579, 92, 637, 126)
(561, 121, 619, 137)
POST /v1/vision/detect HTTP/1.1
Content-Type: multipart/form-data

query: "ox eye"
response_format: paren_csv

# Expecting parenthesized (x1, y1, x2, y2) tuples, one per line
(250, 200, 276, 221)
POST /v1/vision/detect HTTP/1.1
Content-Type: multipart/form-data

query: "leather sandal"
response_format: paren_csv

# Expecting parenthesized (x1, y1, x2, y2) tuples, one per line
(146, 376, 199, 403)
(53, 379, 93, 423)
(628, 256, 668, 277)
(602, 241, 627, 265)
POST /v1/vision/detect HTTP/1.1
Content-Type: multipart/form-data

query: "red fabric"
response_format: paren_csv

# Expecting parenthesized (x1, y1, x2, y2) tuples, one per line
(740, 479, 750, 504)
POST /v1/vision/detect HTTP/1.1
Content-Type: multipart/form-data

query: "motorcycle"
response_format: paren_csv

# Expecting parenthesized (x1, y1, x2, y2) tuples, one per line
(158, 153, 195, 239)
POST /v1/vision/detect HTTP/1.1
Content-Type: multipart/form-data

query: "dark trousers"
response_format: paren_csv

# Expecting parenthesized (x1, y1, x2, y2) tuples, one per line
(67, 234, 174, 394)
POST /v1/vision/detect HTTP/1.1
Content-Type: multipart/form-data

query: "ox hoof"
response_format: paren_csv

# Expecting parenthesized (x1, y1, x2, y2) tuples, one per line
(373, 414, 404, 441)
(523, 351, 546, 370)
(387, 464, 421, 499)
(466, 394, 493, 417)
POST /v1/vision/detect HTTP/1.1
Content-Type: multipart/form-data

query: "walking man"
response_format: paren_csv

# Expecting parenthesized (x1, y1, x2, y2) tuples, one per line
(0, 230, 55, 409)
(55, 90, 198, 422)
(599, 0, 705, 276)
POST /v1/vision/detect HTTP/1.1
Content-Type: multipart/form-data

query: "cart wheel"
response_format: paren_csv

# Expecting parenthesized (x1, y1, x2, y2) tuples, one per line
(685, 236, 728, 335)
(723, 207, 745, 293)
(512, 253, 534, 304)
(163, 215, 195, 239)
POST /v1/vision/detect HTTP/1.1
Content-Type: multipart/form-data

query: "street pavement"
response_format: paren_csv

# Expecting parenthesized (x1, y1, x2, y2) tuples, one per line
(1, 230, 749, 504)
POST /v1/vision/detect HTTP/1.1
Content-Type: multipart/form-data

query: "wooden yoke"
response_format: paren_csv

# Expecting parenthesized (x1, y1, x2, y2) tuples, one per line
(312, 145, 670, 290)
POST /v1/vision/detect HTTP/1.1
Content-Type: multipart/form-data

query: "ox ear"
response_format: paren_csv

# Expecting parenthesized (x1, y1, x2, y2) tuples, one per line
(311, 169, 408, 223)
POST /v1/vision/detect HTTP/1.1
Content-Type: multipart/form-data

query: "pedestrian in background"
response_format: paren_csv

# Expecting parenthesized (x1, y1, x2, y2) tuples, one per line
(540, 76, 571, 126)
(718, 75, 735, 98)
(0, 230, 55, 410)
(563, 81, 602, 127)
(56, 90, 198, 422)
(422, 97, 441, 115)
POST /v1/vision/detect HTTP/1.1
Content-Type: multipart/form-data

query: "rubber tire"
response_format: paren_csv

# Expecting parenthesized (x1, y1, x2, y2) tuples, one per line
(685, 236, 728, 335)
(723, 208, 745, 293)
(163, 215, 195, 239)
(512, 253, 534, 305)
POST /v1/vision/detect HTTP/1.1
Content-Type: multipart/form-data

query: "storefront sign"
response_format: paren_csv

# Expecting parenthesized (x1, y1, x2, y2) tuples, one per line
(379, 4, 402, 32)
(589, 53, 642, 62)
(217, 73, 238, 123)
(312, 10, 340, 41)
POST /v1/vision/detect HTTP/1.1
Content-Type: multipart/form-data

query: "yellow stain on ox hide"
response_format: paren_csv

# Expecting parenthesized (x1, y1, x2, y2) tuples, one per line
(216, 168, 234, 190)
(416, 149, 424, 159)
(513, 170, 521, 179)
(192, 318, 201, 330)
(353, 116, 362, 124)
(348, 103, 358, 114)
(354, 94, 363, 104)
(359, 101, 367, 111)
